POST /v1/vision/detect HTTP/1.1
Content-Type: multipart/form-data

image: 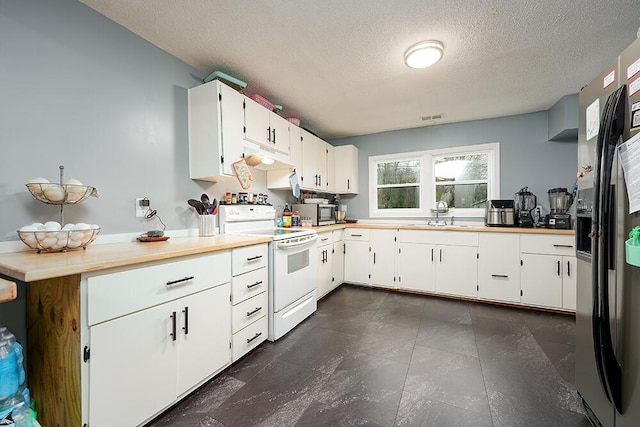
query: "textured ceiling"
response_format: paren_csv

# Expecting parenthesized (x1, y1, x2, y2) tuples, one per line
(80, 0, 640, 140)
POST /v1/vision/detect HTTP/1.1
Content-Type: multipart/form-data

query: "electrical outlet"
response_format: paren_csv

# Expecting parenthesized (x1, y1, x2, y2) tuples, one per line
(136, 198, 150, 218)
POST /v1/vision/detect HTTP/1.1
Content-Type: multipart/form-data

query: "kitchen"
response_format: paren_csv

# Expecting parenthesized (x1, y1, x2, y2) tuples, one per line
(1, 0, 640, 426)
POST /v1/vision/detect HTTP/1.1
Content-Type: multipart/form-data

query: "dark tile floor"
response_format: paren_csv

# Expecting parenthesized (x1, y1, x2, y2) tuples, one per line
(147, 284, 590, 427)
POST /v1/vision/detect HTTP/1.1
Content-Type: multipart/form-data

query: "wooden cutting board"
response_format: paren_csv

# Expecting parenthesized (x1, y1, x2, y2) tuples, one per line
(0, 278, 17, 303)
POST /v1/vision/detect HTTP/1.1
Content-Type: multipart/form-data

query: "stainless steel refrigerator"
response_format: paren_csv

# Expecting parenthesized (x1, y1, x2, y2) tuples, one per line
(576, 37, 640, 427)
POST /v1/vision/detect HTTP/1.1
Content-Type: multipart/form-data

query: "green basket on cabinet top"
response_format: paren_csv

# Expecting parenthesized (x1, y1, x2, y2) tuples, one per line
(625, 226, 640, 267)
(203, 71, 247, 91)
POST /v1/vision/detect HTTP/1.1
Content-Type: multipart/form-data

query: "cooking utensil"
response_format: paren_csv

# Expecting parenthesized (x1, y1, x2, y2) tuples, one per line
(188, 199, 205, 215)
(211, 198, 218, 215)
(201, 193, 211, 212)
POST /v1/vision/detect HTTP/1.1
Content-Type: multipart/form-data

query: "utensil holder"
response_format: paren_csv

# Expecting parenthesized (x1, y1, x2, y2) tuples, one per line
(625, 238, 640, 267)
(198, 215, 216, 237)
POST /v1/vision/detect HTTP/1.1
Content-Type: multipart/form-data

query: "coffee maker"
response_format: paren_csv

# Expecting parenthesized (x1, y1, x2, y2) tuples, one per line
(545, 187, 574, 229)
(514, 187, 537, 228)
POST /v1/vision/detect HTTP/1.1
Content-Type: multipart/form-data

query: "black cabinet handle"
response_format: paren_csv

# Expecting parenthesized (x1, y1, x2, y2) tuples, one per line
(440, 249, 442, 263)
(553, 244, 574, 248)
(247, 332, 263, 343)
(567, 261, 571, 277)
(347, 179, 350, 189)
(166, 276, 194, 286)
(246, 255, 263, 261)
(272, 128, 276, 144)
(267, 126, 271, 142)
(247, 281, 263, 289)
(431, 248, 434, 262)
(557, 260, 561, 276)
(373, 252, 376, 264)
(343, 243, 346, 254)
(247, 307, 262, 317)
(491, 274, 509, 278)
(182, 306, 189, 335)
(170, 311, 177, 341)
(351, 234, 362, 237)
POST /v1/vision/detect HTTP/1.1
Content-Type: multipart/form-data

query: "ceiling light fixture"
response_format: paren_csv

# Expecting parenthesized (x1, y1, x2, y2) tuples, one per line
(404, 40, 444, 69)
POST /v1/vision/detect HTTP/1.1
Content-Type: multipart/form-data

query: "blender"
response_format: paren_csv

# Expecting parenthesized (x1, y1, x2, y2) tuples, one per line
(514, 187, 537, 228)
(545, 187, 574, 229)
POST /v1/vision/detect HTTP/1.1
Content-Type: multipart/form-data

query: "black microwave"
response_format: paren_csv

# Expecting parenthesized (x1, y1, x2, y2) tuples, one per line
(292, 203, 336, 226)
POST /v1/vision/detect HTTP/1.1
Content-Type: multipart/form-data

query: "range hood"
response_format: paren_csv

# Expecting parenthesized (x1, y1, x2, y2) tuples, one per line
(242, 140, 294, 171)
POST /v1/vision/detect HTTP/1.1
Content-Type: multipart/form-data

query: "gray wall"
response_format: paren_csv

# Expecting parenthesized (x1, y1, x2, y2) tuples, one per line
(330, 111, 578, 220)
(0, 0, 286, 243)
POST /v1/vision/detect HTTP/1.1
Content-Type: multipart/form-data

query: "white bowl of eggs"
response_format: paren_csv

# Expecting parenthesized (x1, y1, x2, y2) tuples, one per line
(26, 177, 97, 204)
(18, 221, 101, 253)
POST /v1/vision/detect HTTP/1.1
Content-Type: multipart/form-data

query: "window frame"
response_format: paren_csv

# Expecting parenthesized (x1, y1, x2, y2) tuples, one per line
(369, 143, 500, 218)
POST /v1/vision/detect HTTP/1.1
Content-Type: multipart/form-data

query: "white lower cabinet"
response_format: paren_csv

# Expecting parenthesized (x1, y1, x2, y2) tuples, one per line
(231, 244, 268, 362)
(520, 234, 575, 309)
(477, 233, 521, 303)
(344, 229, 371, 284)
(86, 251, 232, 427)
(397, 242, 436, 292)
(435, 244, 478, 298)
(370, 229, 397, 287)
(333, 229, 345, 287)
(317, 231, 334, 298)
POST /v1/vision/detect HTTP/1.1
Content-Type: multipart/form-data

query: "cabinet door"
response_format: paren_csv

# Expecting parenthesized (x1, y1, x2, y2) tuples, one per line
(521, 253, 563, 308)
(397, 243, 436, 292)
(270, 113, 291, 155)
(317, 244, 333, 299)
(89, 302, 176, 427)
(436, 245, 478, 298)
(243, 97, 271, 147)
(344, 240, 370, 284)
(176, 285, 231, 396)
(300, 130, 319, 190)
(334, 145, 359, 194)
(478, 233, 521, 303)
(326, 144, 335, 193)
(289, 125, 303, 173)
(219, 83, 246, 176)
(316, 138, 329, 190)
(333, 240, 345, 288)
(562, 256, 577, 310)
(370, 229, 396, 287)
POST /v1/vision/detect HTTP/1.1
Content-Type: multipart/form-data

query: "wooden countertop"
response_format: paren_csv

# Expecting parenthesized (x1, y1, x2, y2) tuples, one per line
(0, 235, 272, 283)
(310, 223, 574, 235)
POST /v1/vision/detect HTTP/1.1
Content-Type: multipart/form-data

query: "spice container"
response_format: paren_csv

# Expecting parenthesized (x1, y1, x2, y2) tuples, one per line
(239, 192, 248, 203)
(231, 193, 237, 204)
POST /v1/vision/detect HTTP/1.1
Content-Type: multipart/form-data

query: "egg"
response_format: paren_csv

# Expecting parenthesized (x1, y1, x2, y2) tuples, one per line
(70, 231, 85, 241)
(31, 223, 45, 230)
(27, 178, 50, 197)
(19, 225, 38, 232)
(21, 233, 38, 248)
(74, 223, 89, 230)
(67, 240, 82, 249)
(44, 221, 61, 231)
(42, 237, 58, 248)
(62, 223, 75, 230)
(90, 224, 100, 230)
(43, 184, 65, 202)
(65, 178, 86, 202)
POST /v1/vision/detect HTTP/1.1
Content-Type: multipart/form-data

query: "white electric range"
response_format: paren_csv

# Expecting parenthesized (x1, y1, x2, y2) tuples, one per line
(219, 204, 318, 341)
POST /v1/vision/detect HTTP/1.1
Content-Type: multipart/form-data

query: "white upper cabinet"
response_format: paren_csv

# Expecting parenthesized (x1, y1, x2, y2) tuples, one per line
(188, 81, 245, 180)
(243, 98, 290, 155)
(334, 145, 359, 194)
(300, 129, 328, 191)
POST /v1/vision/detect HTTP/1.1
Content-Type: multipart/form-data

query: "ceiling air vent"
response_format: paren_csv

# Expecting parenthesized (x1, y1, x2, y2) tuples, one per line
(421, 113, 444, 121)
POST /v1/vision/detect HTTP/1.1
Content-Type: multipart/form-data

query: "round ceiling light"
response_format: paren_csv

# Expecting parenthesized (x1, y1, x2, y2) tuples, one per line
(404, 40, 444, 68)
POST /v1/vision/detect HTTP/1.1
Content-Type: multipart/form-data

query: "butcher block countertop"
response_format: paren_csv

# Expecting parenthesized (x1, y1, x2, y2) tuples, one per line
(312, 223, 574, 235)
(0, 234, 272, 283)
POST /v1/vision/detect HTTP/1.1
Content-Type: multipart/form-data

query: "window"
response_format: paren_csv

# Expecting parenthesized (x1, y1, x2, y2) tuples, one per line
(369, 143, 499, 218)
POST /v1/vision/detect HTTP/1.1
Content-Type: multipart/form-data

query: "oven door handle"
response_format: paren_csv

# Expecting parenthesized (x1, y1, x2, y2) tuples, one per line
(276, 235, 318, 249)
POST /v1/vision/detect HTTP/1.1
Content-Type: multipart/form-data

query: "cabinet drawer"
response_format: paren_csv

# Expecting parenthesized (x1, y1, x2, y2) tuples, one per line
(317, 232, 333, 247)
(232, 291, 268, 334)
(232, 315, 268, 361)
(87, 251, 231, 326)
(520, 234, 575, 256)
(345, 228, 370, 240)
(231, 267, 268, 305)
(333, 229, 344, 242)
(232, 244, 268, 275)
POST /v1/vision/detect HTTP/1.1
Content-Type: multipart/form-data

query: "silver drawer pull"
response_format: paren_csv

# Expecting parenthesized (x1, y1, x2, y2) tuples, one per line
(491, 274, 509, 278)
(247, 307, 262, 317)
(166, 276, 194, 286)
(553, 244, 573, 248)
(246, 255, 263, 262)
(247, 332, 262, 343)
(247, 281, 263, 289)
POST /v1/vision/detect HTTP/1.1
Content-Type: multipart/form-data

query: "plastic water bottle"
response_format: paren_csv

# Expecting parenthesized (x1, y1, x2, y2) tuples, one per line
(0, 339, 19, 399)
(0, 327, 25, 388)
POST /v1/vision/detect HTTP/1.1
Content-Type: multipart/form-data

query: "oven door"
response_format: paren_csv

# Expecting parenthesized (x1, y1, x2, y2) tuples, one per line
(272, 235, 318, 312)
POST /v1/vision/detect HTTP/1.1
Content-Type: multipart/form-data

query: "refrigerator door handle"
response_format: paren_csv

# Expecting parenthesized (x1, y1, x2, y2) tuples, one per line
(592, 84, 626, 414)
